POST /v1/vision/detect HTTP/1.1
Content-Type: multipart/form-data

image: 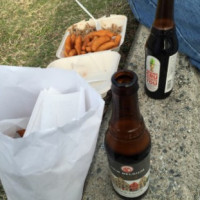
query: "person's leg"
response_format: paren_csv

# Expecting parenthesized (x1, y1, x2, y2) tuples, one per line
(128, 0, 200, 70)
(128, 0, 155, 28)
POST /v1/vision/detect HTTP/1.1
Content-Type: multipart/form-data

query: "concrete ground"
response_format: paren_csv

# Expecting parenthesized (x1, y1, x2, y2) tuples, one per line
(82, 25, 200, 200)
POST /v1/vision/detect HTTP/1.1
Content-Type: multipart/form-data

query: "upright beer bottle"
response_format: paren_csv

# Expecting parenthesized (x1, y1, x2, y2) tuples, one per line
(105, 70, 151, 199)
(145, 0, 178, 99)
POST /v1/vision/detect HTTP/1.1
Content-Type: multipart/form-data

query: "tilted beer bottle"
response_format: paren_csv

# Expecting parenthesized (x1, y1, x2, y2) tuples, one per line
(145, 0, 178, 99)
(105, 70, 151, 199)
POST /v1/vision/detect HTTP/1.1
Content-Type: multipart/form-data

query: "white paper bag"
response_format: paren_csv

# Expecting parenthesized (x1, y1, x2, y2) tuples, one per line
(0, 65, 104, 200)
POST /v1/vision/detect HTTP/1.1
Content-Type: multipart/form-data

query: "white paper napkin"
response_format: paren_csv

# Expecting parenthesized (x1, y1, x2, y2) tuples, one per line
(24, 87, 86, 137)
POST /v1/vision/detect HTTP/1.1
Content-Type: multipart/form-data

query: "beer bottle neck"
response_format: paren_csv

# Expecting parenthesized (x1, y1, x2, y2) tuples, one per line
(109, 70, 144, 140)
(111, 92, 141, 122)
(109, 92, 144, 140)
(153, 0, 175, 30)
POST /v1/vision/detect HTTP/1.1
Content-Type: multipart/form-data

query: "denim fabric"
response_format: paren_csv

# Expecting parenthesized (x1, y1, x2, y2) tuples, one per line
(128, 0, 200, 70)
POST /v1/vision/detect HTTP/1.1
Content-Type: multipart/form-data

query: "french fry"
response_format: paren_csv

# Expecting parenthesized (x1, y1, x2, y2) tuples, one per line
(85, 36, 96, 47)
(114, 34, 122, 46)
(64, 29, 121, 57)
(64, 50, 69, 57)
(86, 41, 92, 47)
(97, 41, 116, 51)
(75, 35, 82, 55)
(90, 36, 99, 44)
(86, 46, 92, 52)
(88, 30, 115, 38)
(91, 36, 111, 52)
(68, 49, 77, 57)
(65, 35, 72, 54)
(71, 34, 76, 46)
(81, 51, 86, 54)
(82, 36, 90, 50)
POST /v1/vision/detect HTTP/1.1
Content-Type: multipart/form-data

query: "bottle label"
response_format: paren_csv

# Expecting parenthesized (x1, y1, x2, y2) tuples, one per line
(107, 154, 150, 198)
(165, 53, 177, 93)
(146, 56, 160, 92)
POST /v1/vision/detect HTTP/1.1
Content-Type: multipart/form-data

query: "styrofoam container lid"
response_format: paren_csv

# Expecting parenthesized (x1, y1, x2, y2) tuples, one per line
(48, 51, 121, 98)
(56, 14, 127, 59)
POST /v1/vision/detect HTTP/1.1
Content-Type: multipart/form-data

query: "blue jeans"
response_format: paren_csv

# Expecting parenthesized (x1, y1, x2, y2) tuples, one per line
(128, 0, 200, 70)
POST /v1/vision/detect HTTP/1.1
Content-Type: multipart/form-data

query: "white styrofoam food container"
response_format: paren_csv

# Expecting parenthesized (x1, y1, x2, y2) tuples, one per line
(56, 15, 127, 58)
(48, 51, 121, 98)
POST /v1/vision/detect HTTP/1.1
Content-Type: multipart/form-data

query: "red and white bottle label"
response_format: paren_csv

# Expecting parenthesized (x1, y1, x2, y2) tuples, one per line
(146, 56, 160, 92)
(111, 170, 150, 198)
(108, 154, 150, 198)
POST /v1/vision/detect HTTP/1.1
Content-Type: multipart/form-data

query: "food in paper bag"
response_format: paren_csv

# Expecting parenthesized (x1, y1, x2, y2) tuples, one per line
(0, 65, 104, 200)
(56, 15, 127, 58)
(17, 129, 25, 137)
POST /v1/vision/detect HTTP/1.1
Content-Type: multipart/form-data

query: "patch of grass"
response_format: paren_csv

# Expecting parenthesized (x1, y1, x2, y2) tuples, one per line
(0, 0, 138, 68)
(0, 0, 138, 198)
(0, 185, 6, 200)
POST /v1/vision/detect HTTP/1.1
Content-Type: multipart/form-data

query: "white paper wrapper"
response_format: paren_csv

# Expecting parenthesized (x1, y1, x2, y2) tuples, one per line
(24, 87, 86, 136)
(0, 65, 104, 200)
(48, 51, 120, 98)
(56, 14, 127, 58)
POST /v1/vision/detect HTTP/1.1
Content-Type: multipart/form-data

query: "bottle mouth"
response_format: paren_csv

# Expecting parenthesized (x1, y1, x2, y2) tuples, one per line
(111, 70, 139, 95)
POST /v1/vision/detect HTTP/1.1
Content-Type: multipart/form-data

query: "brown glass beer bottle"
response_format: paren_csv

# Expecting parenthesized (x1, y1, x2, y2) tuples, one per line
(105, 70, 151, 199)
(145, 0, 178, 99)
